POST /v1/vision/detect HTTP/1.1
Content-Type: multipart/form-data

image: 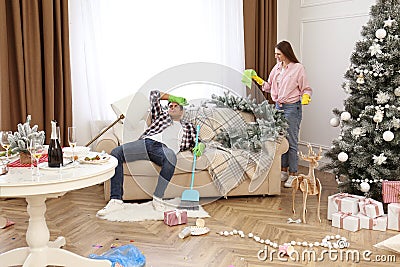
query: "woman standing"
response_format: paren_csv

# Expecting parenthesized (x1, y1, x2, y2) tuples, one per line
(253, 40, 313, 188)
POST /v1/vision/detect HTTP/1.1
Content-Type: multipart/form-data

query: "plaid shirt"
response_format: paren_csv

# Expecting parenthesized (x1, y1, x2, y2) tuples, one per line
(139, 90, 197, 151)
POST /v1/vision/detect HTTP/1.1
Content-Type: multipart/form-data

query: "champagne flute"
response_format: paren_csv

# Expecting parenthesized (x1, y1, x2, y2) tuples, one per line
(0, 131, 12, 161)
(31, 140, 44, 176)
(68, 127, 77, 162)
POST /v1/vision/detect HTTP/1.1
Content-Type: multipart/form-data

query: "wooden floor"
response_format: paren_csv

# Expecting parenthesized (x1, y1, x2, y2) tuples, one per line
(1, 166, 399, 267)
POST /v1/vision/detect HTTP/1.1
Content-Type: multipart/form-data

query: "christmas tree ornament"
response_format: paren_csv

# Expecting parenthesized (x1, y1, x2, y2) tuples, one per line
(330, 117, 340, 127)
(360, 182, 370, 193)
(373, 110, 384, 123)
(394, 87, 400, 96)
(383, 130, 394, 141)
(384, 17, 395, 27)
(338, 152, 348, 162)
(375, 92, 390, 104)
(356, 73, 365, 84)
(369, 43, 382, 56)
(373, 153, 387, 165)
(375, 28, 387, 39)
(340, 111, 351, 121)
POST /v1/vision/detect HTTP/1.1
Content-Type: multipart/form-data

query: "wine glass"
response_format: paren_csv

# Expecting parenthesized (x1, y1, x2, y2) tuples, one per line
(68, 127, 77, 162)
(30, 140, 44, 176)
(0, 131, 12, 161)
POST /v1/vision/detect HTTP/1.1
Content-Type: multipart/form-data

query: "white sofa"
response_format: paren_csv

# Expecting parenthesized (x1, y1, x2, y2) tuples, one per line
(94, 107, 289, 201)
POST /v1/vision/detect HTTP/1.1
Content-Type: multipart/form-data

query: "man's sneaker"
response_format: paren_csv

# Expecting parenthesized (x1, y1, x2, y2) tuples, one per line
(152, 196, 178, 212)
(281, 171, 289, 182)
(152, 196, 167, 212)
(284, 175, 297, 188)
(96, 199, 124, 216)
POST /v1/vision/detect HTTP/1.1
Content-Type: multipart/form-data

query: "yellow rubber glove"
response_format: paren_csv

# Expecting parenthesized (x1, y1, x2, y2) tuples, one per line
(301, 94, 311, 105)
(251, 75, 264, 86)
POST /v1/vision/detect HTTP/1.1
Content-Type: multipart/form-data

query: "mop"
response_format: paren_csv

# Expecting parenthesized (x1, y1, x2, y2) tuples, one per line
(179, 125, 201, 210)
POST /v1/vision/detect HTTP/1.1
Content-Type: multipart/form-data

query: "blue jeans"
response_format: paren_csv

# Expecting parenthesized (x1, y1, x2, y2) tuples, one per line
(110, 139, 177, 200)
(276, 101, 302, 174)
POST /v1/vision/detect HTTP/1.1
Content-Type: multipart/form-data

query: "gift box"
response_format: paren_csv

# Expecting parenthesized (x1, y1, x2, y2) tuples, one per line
(163, 210, 187, 226)
(382, 181, 400, 203)
(327, 193, 362, 220)
(332, 212, 361, 232)
(357, 213, 387, 232)
(387, 203, 400, 231)
(358, 198, 384, 219)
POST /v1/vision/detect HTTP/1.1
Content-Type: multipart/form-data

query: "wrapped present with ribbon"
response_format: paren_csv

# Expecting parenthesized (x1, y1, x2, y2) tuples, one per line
(356, 213, 387, 232)
(382, 181, 400, 203)
(358, 198, 384, 219)
(327, 193, 363, 220)
(332, 212, 361, 232)
(387, 203, 400, 231)
(163, 210, 187, 226)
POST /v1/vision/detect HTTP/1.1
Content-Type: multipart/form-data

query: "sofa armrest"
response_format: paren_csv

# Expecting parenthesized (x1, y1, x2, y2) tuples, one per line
(93, 128, 119, 154)
(276, 136, 289, 155)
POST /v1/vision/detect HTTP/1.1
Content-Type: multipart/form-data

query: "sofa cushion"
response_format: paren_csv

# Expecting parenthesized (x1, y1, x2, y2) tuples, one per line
(123, 149, 213, 176)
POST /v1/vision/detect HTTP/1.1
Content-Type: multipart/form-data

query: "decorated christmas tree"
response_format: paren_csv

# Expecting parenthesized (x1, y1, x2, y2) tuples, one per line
(323, 0, 400, 202)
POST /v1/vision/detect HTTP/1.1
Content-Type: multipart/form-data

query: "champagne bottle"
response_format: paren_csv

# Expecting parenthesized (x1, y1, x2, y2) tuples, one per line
(48, 120, 63, 167)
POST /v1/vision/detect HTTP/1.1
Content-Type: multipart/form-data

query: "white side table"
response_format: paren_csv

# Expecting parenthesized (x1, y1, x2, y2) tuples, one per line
(0, 157, 117, 267)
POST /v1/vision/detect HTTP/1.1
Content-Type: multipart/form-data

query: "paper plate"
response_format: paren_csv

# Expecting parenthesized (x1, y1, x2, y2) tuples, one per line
(190, 226, 210, 236)
(38, 161, 79, 170)
(78, 153, 111, 165)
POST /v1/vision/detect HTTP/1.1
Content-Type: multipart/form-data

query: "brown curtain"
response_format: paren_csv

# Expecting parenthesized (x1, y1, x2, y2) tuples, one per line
(0, 0, 72, 145)
(243, 0, 277, 103)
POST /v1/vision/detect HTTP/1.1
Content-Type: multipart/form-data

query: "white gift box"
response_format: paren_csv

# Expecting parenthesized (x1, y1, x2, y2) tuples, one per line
(357, 214, 387, 232)
(332, 212, 361, 232)
(358, 198, 384, 219)
(327, 193, 362, 220)
(387, 203, 400, 231)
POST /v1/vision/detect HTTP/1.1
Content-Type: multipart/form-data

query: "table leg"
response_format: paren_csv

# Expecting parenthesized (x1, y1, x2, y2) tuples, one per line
(0, 195, 111, 267)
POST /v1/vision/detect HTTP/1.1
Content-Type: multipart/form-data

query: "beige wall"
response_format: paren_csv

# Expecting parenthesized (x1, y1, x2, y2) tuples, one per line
(277, 0, 376, 165)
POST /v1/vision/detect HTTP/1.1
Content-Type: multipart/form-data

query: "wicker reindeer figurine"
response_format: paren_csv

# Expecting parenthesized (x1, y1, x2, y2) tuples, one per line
(291, 144, 323, 223)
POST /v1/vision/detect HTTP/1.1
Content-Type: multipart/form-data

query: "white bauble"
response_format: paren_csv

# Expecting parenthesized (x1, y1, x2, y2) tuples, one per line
(394, 87, 400, 97)
(360, 182, 370, 193)
(375, 28, 387, 39)
(338, 152, 348, 162)
(383, 130, 394, 141)
(330, 117, 340, 127)
(340, 111, 351, 121)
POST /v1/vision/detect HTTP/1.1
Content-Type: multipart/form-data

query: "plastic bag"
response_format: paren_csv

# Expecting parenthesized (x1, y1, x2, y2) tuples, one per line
(89, 244, 146, 267)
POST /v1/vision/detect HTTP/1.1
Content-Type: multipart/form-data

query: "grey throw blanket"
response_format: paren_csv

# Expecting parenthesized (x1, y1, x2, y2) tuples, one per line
(183, 107, 277, 196)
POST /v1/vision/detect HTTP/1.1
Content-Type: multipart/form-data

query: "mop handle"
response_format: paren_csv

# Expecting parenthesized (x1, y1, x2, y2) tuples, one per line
(190, 125, 200, 189)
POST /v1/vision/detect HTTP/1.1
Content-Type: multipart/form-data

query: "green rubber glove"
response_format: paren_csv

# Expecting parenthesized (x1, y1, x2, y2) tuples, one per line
(192, 143, 205, 157)
(301, 94, 311, 105)
(168, 95, 188, 106)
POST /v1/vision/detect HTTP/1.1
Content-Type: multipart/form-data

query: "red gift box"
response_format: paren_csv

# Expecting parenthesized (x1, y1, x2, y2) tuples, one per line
(382, 181, 400, 203)
(163, 210, 187, 226)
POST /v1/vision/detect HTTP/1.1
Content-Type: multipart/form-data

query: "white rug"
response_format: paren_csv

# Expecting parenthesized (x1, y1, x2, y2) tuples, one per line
(98, 198, 210, 222)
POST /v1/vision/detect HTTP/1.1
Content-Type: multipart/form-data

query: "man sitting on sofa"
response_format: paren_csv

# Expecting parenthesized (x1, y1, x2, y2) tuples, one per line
(97, 90, 204, 215)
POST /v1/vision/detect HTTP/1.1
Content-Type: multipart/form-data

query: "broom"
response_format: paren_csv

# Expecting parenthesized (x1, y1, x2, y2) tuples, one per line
(178, 125, 201, 210)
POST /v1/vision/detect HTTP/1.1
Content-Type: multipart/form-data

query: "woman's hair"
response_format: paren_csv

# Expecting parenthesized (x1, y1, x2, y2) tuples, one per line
(276, 41, 299, 64)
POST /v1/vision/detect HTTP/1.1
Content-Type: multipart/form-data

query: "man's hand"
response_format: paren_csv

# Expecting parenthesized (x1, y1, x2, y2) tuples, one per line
(301, 94, 311, 105)
(251, 75, 264, 86)
(168, 95, 188, 106)
(192, 143, 205, 157)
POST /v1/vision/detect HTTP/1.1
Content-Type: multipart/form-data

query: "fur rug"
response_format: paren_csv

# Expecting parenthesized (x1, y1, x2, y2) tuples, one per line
(98, 198, 210, 222)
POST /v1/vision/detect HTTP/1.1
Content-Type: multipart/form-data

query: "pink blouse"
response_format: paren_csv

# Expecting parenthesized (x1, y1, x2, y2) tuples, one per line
(262, 62, 312, 105)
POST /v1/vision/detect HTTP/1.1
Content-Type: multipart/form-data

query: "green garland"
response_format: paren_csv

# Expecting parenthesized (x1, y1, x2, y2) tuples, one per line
(209, 92, 288, 151)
